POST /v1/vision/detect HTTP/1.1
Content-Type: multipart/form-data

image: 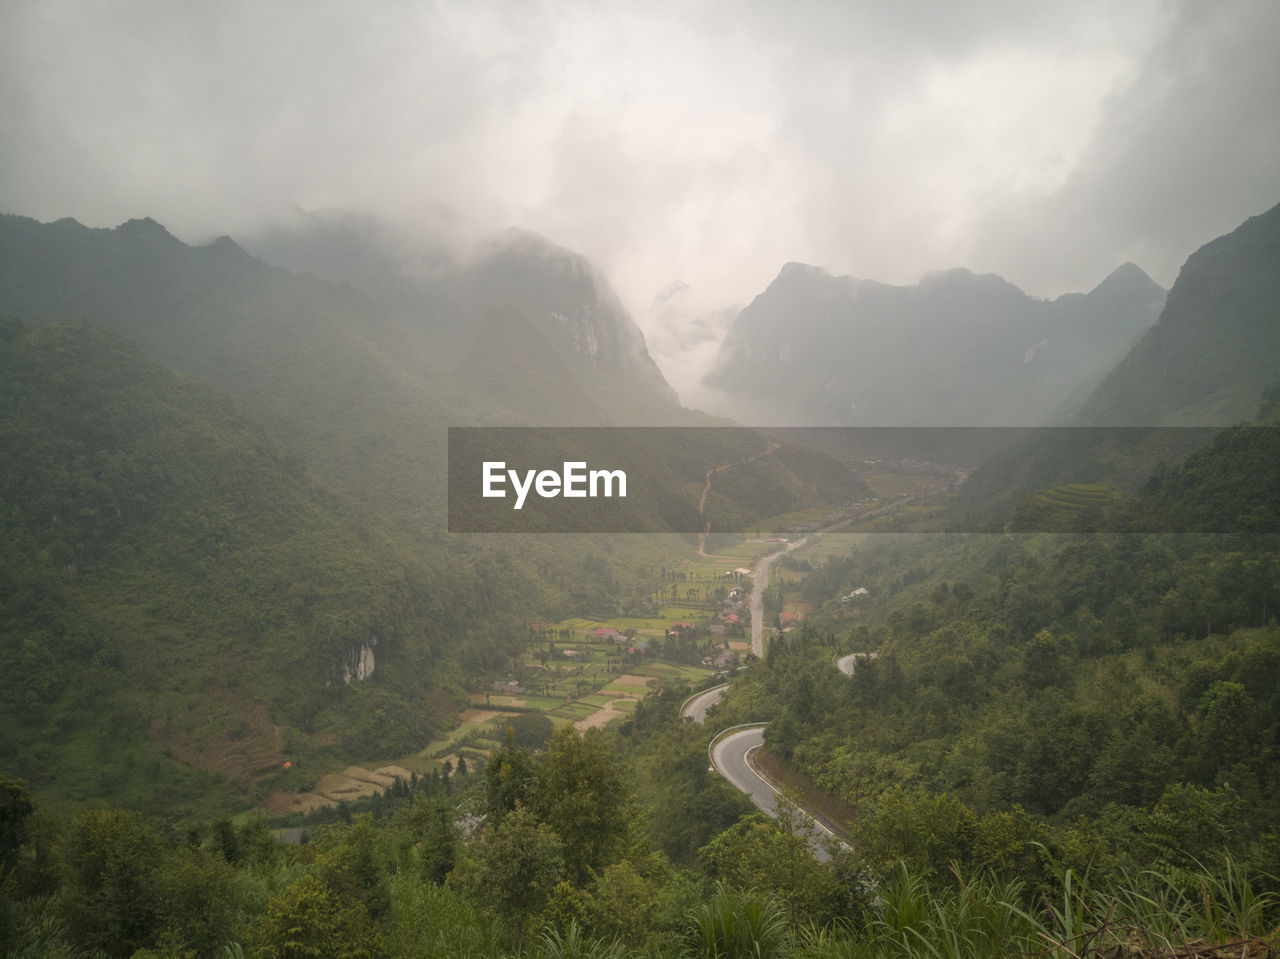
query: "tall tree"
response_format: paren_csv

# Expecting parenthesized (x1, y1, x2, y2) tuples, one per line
(529, 726, 630, 884)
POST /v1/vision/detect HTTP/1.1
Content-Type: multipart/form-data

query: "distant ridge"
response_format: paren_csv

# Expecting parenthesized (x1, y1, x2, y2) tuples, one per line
(1074, 201, 1280, 426)
(703, 260, 1164, 427)
(0, 212, 696, 521)
(951, 201, 1280, 525)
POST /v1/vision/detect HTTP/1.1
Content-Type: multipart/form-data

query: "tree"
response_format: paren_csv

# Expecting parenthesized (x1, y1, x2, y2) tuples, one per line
(529, 726, 630, 884)
(483, 730, 536, 825)
(402, 795, 457, 885)
(506, 712, 554, 750)
(251, 869, 382, 959)
(450, 806, 564, 936)
(697, 805, 844, 924)
(58, 806, 164, 956)
(587, 854, 672, 944)
(152, 845, 243, 957)
(848, 786, 977, 881)
(0, 776, 33, 870)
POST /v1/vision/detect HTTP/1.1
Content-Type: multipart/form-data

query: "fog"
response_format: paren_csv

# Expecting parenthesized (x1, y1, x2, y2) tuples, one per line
(3, 0, 1277, 384)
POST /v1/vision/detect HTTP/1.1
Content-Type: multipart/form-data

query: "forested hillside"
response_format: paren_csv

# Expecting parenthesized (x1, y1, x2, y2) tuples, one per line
(0, 318, 541, 814)
(950, 203, 1280, 526)
(737, 402, 1280, 884)
(1077, 202, 1280, 426)
(0, 214, 695, 526)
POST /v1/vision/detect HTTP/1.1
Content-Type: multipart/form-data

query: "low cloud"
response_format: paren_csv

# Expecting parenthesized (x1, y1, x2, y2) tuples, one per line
(2, 0, 1275, 346)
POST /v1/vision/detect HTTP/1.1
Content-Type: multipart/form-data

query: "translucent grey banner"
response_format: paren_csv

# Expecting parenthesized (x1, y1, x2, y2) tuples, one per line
(447, 426, 1277, 534)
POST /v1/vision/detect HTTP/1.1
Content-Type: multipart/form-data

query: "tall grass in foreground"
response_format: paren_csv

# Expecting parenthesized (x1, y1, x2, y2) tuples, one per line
(795, 858, 1277, 959)
(687, 884, 790, 959)
(368, 859, 1274, 958)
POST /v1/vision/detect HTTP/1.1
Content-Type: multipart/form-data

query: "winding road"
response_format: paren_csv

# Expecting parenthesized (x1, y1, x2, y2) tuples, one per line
(750, 516, 854, 656)
(681, 513, 866, 861)
(709, 725, 842, 861)
(836, 651, 876, 676)
(681, 682, 730, 724)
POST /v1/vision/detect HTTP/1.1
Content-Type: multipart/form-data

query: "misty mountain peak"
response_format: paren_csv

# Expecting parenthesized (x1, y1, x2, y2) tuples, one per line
(477, 227, 592, 278)
(705, 255, 1165, 426)
(1088, 262, 1164, 303)
(207, 235, 252, 260)
(651, 280, 691, 312)
(116, 217, 179, 244)
(918, 267, 1025, 301)
(456, 227, 676, 400)
(775, 261, 834, 284)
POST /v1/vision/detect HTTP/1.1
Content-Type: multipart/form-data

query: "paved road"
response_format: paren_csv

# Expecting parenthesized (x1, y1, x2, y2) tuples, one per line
(836, 651, 876, 676)
(710, 726, 841, 861)
(751, 516, 855, 657)
(681, 683, 728, 724)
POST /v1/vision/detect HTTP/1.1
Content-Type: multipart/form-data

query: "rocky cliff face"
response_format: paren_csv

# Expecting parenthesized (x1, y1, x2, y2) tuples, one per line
(342, 641, 376, 684)
(457, 229, 676, 402)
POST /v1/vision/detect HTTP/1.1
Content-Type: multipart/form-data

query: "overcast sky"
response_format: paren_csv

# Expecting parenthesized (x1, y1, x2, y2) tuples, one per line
(3, 0, 1277, 335)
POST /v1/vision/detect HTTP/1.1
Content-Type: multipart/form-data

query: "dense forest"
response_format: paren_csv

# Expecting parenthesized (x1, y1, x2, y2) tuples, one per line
(0, 317, 546, 815)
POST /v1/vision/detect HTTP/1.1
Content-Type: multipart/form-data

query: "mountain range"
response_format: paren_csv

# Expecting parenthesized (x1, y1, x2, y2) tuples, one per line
(703, 259, 1166, 426)
(951, 200, 1280, 524)
(0, 213, 694, 527)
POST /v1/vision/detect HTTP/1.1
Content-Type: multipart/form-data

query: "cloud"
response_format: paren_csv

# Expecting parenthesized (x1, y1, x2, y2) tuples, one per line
(966, 0, 1280, 294)
(1, 0, 1275, 332)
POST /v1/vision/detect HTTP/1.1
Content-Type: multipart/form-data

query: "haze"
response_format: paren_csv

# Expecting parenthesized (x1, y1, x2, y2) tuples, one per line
(3, 0, 1277, 379)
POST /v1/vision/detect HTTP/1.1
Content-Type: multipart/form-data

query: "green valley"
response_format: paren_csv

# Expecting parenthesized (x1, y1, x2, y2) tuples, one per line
(3, 200, 1280, 958)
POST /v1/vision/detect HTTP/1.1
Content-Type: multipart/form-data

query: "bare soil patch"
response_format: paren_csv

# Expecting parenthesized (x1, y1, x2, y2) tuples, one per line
(575, 698, 626, 731)
(148, 698, 285, 798)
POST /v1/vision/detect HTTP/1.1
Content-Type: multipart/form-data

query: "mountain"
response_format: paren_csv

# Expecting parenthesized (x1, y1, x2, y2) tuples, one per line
(1074, 201, 1280, 426)
(245, 213, 678, 420)
(0, 214, 688, 526)
(0, 214, 447, 519)
(0, 318, 508, 813)
(951, 201, 1280, 526)
(703, 261, 1164, 426)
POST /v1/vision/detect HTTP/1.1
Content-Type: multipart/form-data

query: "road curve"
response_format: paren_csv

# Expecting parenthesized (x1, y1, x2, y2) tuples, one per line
(710, 726, 840, 861)
(681, 683, 728, 724)
(694, 514, 862, 857)
(836, 651, 877, 676)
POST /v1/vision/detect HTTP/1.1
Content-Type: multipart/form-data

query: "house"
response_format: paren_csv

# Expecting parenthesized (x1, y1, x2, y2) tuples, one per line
(703, 649, 736, 669)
